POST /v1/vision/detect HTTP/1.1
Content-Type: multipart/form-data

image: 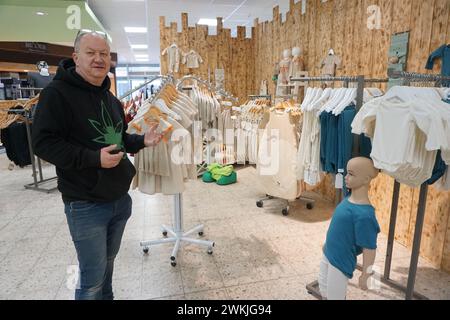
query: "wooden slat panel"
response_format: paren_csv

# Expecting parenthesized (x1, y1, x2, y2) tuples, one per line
(408, 187, 450, 267)
(391, 0, 413, 34)
(362, 0, 378, 77)
(342, 0, 358, 76)
(331, 0, 346, 76)
(441, 202, 450, 272)
(428, 0, 450, 74)
(372, 0, 394, 79)
(352, 0, 365, 75)
(407, 0, 435, 73)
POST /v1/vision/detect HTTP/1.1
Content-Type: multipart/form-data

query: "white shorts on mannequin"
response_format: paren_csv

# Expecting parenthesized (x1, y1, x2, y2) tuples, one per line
(318, 254, 349, 300)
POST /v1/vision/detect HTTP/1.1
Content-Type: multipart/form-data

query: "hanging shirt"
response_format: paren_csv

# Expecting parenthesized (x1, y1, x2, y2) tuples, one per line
(162, 44, 181, 73)
(182, 50, 204, 69)
(352, 97, 447, 187)
(425, 44, 450, 85)
(320, 54, 342, 76)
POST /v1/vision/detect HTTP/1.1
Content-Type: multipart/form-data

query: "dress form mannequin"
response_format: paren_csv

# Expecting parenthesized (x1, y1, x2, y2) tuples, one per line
(289, 47, 305, 97)
(28, 61, 53, 91)
(319, 157, 380, 300)
(276, 49, 292, 96)
(260, 79, 268, 95)
(289, 47, 305, 78)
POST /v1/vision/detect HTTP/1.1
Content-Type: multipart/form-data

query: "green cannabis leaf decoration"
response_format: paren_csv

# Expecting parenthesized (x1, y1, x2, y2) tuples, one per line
(89, 101, 124, 151)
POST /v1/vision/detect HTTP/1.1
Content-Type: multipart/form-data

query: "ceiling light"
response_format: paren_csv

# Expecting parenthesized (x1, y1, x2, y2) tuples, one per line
(36, 11, 47, 16)
(124, 27, 147, 33)
(198, 18, 217, 26)
(134, 54, 148, 58)
(131, 44, 148, 49)
(136, 59, 149, 62)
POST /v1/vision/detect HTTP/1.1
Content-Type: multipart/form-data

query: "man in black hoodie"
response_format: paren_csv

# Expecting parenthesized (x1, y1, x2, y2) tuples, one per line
(32, 31, 162, 300)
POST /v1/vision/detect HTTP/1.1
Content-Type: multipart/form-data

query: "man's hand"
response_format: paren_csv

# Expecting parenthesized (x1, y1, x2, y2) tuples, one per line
(144, 123, 163, 147)
(358, 273, 372, 291)
(100, 144, 124, 169)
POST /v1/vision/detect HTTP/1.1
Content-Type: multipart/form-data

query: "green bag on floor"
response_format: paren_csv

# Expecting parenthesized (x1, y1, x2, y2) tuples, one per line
(202, 171, 215, 183)
(216, 171, 237, 186)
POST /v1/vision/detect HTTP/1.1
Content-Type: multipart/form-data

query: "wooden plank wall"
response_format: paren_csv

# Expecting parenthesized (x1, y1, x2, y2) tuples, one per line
(160, 14, 254, 102)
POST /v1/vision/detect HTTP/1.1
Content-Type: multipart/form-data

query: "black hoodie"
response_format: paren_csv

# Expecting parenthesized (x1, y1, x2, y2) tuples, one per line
(32, 59, 145, 203)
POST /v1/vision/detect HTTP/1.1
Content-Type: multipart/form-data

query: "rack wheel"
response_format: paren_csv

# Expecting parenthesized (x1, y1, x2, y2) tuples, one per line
(306, 203, 314, 210)
(282, 208, 289, 216)
(162, 231, 168, 237)
(207, 249, 213, 255)
(171, 261, 177, 267)
(256, 200, 263, 208)
(198, 231, 204, 236)
(143, 247, 149, 254)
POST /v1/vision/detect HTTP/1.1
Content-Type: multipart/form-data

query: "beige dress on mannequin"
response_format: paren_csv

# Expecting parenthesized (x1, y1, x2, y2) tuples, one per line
(257, 110, 299, 201)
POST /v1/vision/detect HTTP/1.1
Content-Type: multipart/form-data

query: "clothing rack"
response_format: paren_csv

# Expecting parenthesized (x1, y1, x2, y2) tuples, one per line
(177, 75, 239, 175)
(296, 73, 450, 300)
(6, 108, 58, 193)
(250, 93, 315, 215)
(119, 75, 175, 101)
(137, 77, 215, 266)
(377, 71, 450, 300)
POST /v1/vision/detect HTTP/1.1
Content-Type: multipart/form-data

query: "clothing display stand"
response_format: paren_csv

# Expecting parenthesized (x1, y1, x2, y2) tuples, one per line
(131, 76, 215, 267)
(8, 104, 58, 193)
(177, 75, 238, 176)
(249, 94, 316, 215)
(293, 72, 450, 300)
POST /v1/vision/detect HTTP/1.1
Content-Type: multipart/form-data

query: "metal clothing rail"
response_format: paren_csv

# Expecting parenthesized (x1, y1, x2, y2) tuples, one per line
(300, 72, 450, 300)
(378, 71, 450, 300)
(176, 75, 239, 102)
(248, 94, 272, 100)
(176, 75, 211, 91)
(138, 77, 215, 266)
(388, 70, 450, 86)
(119, 75, 175, 101)
(6, 109, 57, 193)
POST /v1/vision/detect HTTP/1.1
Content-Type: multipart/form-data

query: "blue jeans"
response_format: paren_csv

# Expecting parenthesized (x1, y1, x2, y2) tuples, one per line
(64, 193, 132, 300)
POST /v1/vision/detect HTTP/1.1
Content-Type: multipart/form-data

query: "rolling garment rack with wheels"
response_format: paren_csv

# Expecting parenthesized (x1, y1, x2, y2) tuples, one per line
(300, 71, 450, 300)
(249, 94, 316, 216)
(122, 75, 215, 267)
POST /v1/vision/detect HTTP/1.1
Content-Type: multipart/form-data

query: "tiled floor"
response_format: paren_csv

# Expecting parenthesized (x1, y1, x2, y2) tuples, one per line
(0, 154, 449, 300)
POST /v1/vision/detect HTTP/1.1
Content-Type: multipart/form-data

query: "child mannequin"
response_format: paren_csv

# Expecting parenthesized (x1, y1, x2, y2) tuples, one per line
(319, 157, 380, 300)
(276, 49, 292, 96)
(289, 47, 305, 78)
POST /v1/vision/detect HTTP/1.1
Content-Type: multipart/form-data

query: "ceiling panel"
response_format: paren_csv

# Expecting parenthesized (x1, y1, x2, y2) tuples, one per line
(86, 0, 292, 65)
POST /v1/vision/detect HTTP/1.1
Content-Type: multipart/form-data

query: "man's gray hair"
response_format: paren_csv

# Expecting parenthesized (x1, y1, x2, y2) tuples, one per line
(74, 30, 110, 52)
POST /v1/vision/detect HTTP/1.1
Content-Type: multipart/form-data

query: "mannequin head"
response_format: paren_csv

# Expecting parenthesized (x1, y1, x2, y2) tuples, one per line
(36, 61, 50, 76)
(283, 49, 291, 59)
(292, 47, 301, 57)
(345, 157, 378, 191)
